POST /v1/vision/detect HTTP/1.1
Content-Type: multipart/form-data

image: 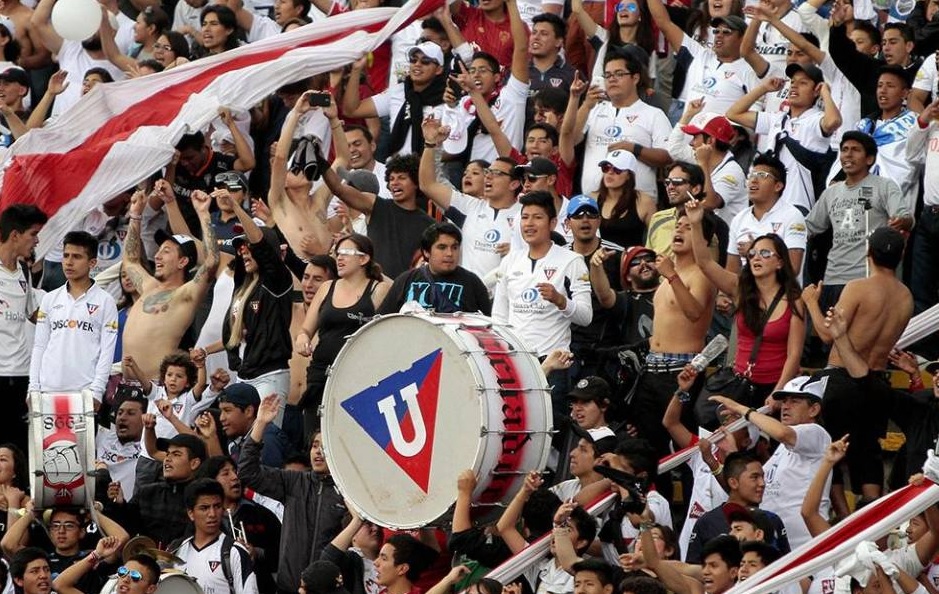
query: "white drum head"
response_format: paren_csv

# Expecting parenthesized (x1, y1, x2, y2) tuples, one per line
(322, 313, 550, 528)
(157, 573, 204, 594)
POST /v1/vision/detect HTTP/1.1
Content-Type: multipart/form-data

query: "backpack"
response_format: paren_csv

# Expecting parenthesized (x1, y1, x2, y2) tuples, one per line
(771, 113, 838, 205)
(170, 534, 236, 594)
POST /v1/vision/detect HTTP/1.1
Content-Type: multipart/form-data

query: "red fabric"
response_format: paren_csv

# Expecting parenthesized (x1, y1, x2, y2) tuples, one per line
(454, 7, 515, 68)
(733, 305, 792, 384)
(509, 149, 574, 198)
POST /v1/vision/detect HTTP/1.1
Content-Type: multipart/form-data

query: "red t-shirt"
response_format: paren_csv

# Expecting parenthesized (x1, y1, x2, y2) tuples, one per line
(453, 7, 516, 68)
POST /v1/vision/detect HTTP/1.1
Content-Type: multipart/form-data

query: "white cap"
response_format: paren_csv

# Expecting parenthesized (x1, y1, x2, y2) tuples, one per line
(407, 41, 444, 66)
(772, 375, 828, 401)
(599, 148, 637, 173)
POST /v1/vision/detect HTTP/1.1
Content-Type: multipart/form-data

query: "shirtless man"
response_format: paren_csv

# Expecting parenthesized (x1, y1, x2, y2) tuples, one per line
(268, 90, 334, 260)
(1, 0, 51, 72)
(287, 257, 335, 408)
(631, 214, 716, 470)
(121, 186, 220, 381)
(802, 226, 912, 507)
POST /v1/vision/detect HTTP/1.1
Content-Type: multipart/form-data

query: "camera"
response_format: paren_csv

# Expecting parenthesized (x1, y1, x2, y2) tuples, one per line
(308, 93, 331, 108)
(593, 465, 647, 515)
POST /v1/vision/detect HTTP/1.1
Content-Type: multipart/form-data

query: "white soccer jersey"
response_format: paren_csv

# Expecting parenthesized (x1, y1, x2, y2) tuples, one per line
(755, 108, 831, 213)
(907, 119, 939, 208)
(28, 282, 117, 398)
(176, 535, 259, 594)
(710, 153, 749, 226)
(492, 243, 592, 356)
(0, 260, 37, 376)
(457, 75, 530, 163)
(727, 200, 808, 261)
(95, 428, 141, 502)
(753, 9, 807, 72)
(448, 190, 521, 279)
(679, 34, 764, 117)
(679, 448, 728, 561)
(582, 100, 670, 198)
(139, 385, 213, 460)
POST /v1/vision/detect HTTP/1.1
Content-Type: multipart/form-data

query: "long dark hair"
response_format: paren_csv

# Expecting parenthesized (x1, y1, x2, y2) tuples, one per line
(0, 443, 28, 491)
(597, 168, 639, 220)
(337, 233, 383, 282)
(737, 233, 803, 334)
(609, 0, 655, 55)
(685, 0, 744, 44)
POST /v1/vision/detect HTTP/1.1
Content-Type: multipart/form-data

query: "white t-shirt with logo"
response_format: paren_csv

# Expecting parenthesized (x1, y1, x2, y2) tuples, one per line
(679, 447, 728, 561)
(752, 9, 807, 73)
(710, 153, 749, 226)
(95, 428, 141, 502)
(755, 108, 832, 212)
(458, 75, 530, 163)
(727, 200, 808, 263)
(582, 100, 670, 198)
(0, 261, 37, 376)
(448, 189, 521, 279)
(679, 34, 764, 117)
(139, 384, 213, 460)
(176, 535, 258, 594)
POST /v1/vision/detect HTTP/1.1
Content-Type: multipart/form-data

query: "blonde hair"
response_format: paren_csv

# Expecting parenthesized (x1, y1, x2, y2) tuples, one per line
(227, 273, 259, 350)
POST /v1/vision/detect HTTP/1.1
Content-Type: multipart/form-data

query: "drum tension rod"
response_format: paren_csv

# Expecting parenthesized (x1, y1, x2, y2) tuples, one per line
(479, 428, 555, 436)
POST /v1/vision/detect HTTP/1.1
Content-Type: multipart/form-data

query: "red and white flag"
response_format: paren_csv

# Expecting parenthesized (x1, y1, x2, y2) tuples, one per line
(0, 0, 438, 257)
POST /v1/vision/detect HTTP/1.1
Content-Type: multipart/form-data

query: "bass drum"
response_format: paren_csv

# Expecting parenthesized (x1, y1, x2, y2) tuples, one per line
(99, 572, 204, 594)
(321, 312, 552, 529)
(28, 391, 96, 509)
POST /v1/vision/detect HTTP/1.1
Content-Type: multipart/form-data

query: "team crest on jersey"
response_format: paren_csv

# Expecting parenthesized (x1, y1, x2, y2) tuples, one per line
(550, 78, 562, 87)
(18, 280, 26, 292)
(340, 350, 443, 492)
(724, 71, 736, 79)
(688, 501, 706, 519)
(772, 223, 782, 233)
(250, 301, 260, 313)
(86, 304, 99, 316)
(625, 115, 638, 123)
(209, 561, 221, 572)
(544, 268, 557, 280)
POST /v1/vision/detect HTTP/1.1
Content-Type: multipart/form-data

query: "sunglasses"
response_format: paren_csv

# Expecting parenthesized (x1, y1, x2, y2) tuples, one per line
(664, 177, 689, 186)
(747, 248, 776, 259)
(525, 174, 549, 182)
(117, 567, 143, 583)
(336, 248, 366, 257)
(615, 1, 639, 11)
(600, 163, 626, 174)
(747, 171, 777, 181)
(569, 211, 600, 220)
(629, 254, 656, 267)
(409, 56, 437, 66)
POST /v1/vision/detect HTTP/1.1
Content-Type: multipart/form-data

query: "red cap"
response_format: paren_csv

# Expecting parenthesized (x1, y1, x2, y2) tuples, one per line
(681, 114, 735, 145)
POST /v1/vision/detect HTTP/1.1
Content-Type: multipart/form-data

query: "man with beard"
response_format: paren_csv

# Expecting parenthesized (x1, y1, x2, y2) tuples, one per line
(121, 186, 219, 382)
(96, 393, 147, 502)
(590, 243, 658, 349)
(31, 0, 124, 116)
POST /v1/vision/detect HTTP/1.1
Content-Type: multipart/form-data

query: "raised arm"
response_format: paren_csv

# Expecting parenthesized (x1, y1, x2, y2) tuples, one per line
(663, 367, 697, 449)
(800, 436, 846, 536)
(559, 73, 589, 164)
(646, 0, 685, 52)
(588, 248, 617, 309)
(818, 82, 842, 136)
(495, 471, 542, 554)
(686, 198, 738, 295)
(99, 13, 136, 73)
(640, 522, 702, 594)
(178, 191, 220, 301)
(419, 116, 455, 210)
(270, 89, 315, 205)
(726, 79, 777, 130)
(710, 395, 798, 447)
(570, 0, 599, 39)
(24, 71, 68, 130)
(30, 0, 64, 55)
(452, 470, 476, 533)
(760, 4, 825, 65)
(740, 11, 770, 77)
(506, 0, 529, 84)
(341, 57, 379, 119)
(219, 108, 257, 172)
(122, 190, 156, 295)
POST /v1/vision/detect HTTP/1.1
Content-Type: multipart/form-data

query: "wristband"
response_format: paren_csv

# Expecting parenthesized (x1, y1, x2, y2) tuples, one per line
(424, 142, 437, 148)
(639, 521, 655, 532)
(711, 463, 724, 477)
(87, 551, 100, 567)
(744, 407, 757, 422)
(631, 143, 644, 159)
(129, 214, 142, 221)
(675, 389, 691, 403)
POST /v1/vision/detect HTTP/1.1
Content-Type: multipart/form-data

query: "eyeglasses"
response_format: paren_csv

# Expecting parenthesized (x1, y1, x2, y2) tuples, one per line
(747, 248, 776, 259)
(664, 177, 689, 186)
(467, 67, 495, 75)
(525, 174, 549, 182)
(569, 211, 600, 220)
(600, 163, 626, 174)
(336, 248, 366, 257)
(602, 70, 634, 80)
(712, 27, 736, 36)
(50, 521, 80, 531)
(629, 254, 656, 267)
(484, 168, 511, 177)
(153, 42, 173, 52)
(117, 567, 144, 583)
(409, 56, 437, 66)
(747, 171, 777, 181)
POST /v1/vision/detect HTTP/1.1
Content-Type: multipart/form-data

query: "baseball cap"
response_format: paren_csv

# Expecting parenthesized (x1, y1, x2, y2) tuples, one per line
(785, 62, 824, 85)
(868, 226, 905, 269)
(407, 41, 444, 66)
(156, 434, 207, 461)
(568, 376, 612, 403)
(771, 375, 828, 401)
(0, 67, 28, 87)
(218, 382, 261, 408)
(515, 157, 558, 178)
(710, 15, 747, 32)
(338, 167, 380, 196)
(925, 361, 939, 376)
(599, 149, 637, 173)
(301, 561, 351, 594)
(681, 113, 735, 145)
(154, 230, 199, 269)
(567, 195, 600, 217)
(570, 424, 618, 457)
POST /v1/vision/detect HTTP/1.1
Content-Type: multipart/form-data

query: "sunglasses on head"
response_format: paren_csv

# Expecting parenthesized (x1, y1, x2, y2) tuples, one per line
(117, 567, 143, 583)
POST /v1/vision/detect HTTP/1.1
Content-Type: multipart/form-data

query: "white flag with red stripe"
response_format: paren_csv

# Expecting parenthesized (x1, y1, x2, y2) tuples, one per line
(0, 0, 438, 257)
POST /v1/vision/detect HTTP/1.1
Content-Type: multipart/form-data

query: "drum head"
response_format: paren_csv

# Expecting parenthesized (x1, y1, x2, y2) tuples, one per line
(323, 314, 537, 528)
(157, 573, 204, 594)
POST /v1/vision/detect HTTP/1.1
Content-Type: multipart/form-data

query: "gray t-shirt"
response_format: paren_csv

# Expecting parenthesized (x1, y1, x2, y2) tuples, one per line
(805, 174, 908, 285)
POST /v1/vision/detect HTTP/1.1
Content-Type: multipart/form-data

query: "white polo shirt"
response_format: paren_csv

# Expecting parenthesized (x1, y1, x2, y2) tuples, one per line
(679, 34, 764, 117)
(582, 99, 670, 198)
(448, 189, 521, 279)
(755, 108, 831, 212)
(710, 153, 749, 226)
(176, 535, 258, 594)
(727, 199, 808, 260)
(0, 260, 37, 376)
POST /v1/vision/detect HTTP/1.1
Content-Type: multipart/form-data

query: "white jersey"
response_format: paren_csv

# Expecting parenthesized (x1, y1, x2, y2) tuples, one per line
(140, 385, 213, 460)
(95, 428, 141, 502)
(0, 260, 37, 376)
(755, 108, 832, 212)
(50, 41, 125, 117)
(456, 75, 529, 163)
(492, 243, 592, 356)
(679, 447, 728, 561)
(28, 282, 118, 399)
(176, 534, 259, 594)
(906, 118, 939, 208)
(857, 109, 919, 213)
(582, 99, 670, 198)
(753, 9, 807, 73)
(524, 557, 574, 594)
(371, 84, 443, 156)
(678, 34, 764, 117)
(727, 200, 808, 263)
(448, 189, 520, 279)
(806, 566, 837, 594)
(509, 196, 572, 250)
(762, 423, 831, 549)
(710, 153, 749, 226)
(913, 55, 939, 99)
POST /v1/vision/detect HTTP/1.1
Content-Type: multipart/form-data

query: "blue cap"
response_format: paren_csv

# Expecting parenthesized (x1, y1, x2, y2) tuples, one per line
(567, 195, 599, 217)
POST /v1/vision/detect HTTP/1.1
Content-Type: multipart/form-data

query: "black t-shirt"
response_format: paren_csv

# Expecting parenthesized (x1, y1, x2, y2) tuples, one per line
(571, 248, 621, 349)
(614, 290, 655, 346)
(169, 150, 237, 238)
(378, 266, 491, 315)
(367, 199, 436, 278)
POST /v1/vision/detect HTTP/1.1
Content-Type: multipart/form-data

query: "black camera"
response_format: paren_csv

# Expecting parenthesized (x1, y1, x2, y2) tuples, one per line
(594, 465, 647, 515)
(308, 93, 331, 108)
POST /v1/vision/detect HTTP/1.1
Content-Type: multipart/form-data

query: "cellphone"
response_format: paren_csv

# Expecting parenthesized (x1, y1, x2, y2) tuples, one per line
(308, 93, 331, 107)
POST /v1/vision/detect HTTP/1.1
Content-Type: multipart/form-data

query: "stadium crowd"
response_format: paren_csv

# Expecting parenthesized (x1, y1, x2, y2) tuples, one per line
(1, 0, 939, 591)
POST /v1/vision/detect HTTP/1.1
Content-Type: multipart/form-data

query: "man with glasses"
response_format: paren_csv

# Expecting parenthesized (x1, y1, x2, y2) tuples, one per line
(571, 49, 671, 198)
(175, 478, 259, 594)
(726, 152, 806, 275)
(54, 542, 161, 594)
(647, 0, 762, 122)
(590, 245, 658, 349)
(513, 157, 573, 246)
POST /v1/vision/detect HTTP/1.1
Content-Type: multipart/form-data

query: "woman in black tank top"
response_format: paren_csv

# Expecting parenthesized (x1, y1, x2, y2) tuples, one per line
(294, 234, 391, 441)
(594, 152, 657, 248)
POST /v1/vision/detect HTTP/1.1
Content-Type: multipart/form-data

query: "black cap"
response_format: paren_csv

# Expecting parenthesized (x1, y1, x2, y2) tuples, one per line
(925, 361, 939, 376)
(301, 561, 351, 594)
(785, 63, 824, 85)
(218, 382, 261, 408)
(568, 376, 612, 404)
(868, 226, 905, 269)
(0, 67, 28, 86)
(515, 157, 558, 178)
(154, 230, 199, 270)
(232, 226, 281, 254)
(710, 15, 747, 32)
(724, 503, 785, 550)
(156, 434, 207, 461)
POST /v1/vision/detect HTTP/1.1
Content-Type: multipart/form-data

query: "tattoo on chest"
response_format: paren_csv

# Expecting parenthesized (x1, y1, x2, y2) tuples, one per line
(142, 290, 174, 314)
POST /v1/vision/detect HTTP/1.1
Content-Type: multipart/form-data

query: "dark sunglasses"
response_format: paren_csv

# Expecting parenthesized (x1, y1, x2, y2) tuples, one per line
(663, 177, 690, 186)
(600, 163, 626, 174)
(629, 254, 656, 267)
(525, 174, 549, 182)
(117, 567, 143, 583)
(569, 210, 600, 220)
(747, 248, 776, 259)
(409, 56, 437, 66)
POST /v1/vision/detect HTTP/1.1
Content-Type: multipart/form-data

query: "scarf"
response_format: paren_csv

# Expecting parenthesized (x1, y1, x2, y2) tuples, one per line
(388, 74, 447, 155)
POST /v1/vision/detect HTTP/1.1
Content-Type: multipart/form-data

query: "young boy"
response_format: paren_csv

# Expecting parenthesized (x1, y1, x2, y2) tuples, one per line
(124, 350, 210, 486)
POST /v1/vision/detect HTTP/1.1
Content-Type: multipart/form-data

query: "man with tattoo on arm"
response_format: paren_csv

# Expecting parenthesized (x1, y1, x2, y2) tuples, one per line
(121, 185, 220, 382)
